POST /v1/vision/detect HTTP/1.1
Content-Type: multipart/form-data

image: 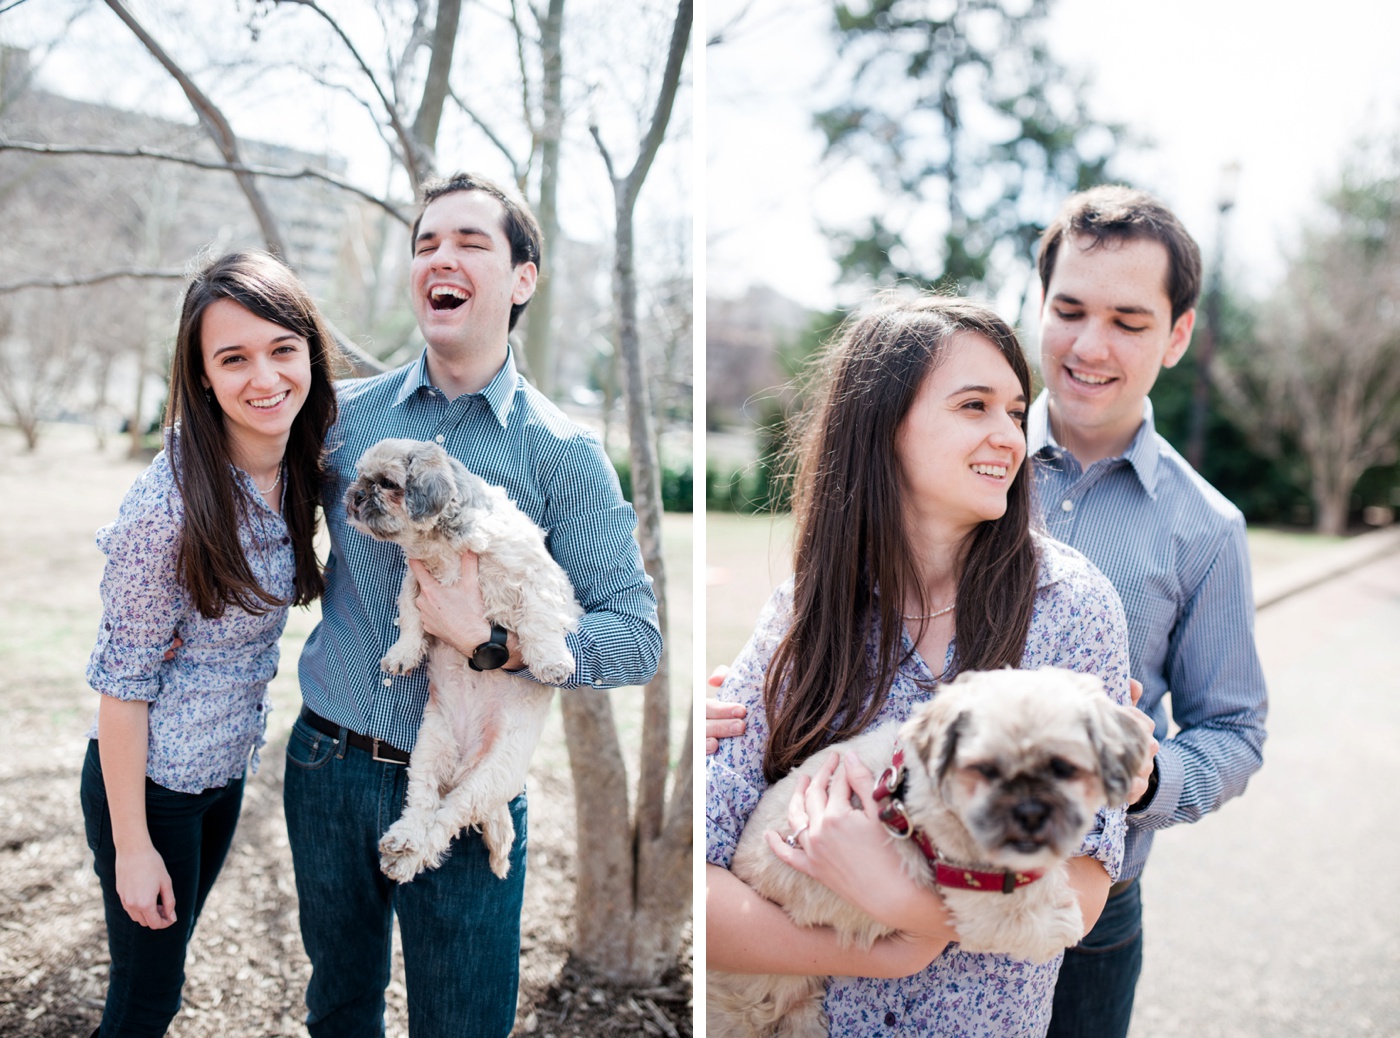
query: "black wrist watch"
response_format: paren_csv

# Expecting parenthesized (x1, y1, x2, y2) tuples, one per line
(468, 624, 510, 671)
(1127, 758, 1160, 814)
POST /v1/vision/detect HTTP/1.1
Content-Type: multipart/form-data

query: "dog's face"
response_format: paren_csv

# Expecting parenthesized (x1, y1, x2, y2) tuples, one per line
(902, 668, 1151, 870)
(345, 438, 458, 543)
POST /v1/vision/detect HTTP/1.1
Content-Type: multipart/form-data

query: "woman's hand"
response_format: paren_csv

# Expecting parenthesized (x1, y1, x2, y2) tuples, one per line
(115, 843, 177, 929)
(764, 750, 956, 944)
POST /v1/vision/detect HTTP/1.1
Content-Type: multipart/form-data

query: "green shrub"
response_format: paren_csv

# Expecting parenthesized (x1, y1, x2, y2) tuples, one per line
(611, 454, 693, 513)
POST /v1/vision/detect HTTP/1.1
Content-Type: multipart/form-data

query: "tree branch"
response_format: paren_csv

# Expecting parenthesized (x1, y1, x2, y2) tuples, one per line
(0, 139, 410, 225)
(275, 0, 431, 190)
(589, 123, 619, 184)
(447, 89, 527, 182)
(620, 0, 691, 210)
(412, 0, 462, 160)
(104, 0, 289, 256)
(0, 268, 186, 294)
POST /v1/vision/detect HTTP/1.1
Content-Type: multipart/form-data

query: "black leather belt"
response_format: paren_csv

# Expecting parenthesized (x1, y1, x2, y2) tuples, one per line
(299, 706, 411, 765)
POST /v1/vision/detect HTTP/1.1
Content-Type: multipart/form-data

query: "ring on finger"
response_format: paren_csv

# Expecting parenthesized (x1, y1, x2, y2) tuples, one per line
(785, 824, 809, 848)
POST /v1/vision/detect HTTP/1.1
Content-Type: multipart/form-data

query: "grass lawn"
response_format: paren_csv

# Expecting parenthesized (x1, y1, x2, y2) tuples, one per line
(705, 510, 1347, 672)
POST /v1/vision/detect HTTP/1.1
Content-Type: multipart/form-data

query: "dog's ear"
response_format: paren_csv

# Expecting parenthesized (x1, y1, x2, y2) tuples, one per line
(1086, 698, 1152, 805)
(404, 443, 456, 521)
(935, 710, 971, 785)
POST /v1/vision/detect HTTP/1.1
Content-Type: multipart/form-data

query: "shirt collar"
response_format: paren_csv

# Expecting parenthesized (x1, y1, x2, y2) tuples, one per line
(1027, 390, 1161, 498)
(391, 346, 519, 429)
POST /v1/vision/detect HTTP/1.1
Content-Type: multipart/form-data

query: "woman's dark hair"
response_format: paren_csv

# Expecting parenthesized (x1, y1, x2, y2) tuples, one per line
(164, 251, 343, 617)
(762, 295, 1039, 782)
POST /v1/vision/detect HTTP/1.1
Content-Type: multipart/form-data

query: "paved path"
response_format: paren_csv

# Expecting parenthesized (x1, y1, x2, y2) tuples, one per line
(1130, 550, 1400, 1037)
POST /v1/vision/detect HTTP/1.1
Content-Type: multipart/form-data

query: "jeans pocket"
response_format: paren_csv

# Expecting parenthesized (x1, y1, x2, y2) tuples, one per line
(285, 717, 339, 771)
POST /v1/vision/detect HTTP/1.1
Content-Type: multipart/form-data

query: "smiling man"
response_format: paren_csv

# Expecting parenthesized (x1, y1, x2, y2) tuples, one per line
(1032, 186, 1268, 1038)
(285, 172, 660, 1038)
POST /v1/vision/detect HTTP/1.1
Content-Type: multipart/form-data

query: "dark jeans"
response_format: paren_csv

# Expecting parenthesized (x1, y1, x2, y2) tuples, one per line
(1047, 878, 1144, 1038)
(282, 715, 528, 1038)
(80, 740, 245, 1038)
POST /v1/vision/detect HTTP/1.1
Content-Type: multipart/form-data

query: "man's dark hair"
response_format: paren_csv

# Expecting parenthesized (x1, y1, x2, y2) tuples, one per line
(411, 172, 544, 331)
(1037, 185, 1203, 325)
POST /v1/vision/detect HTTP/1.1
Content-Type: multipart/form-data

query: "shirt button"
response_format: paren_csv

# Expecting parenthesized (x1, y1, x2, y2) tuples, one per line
(281, 536, 290, 545)
(1061, 499, 1074, 512)
(382, 678, 392, 687)
(884, 1012, 897, 1026)
(435, 434, 445, 444)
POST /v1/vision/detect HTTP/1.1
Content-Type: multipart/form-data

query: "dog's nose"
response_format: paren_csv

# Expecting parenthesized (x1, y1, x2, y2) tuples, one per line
(1011, 800, 1050, 834)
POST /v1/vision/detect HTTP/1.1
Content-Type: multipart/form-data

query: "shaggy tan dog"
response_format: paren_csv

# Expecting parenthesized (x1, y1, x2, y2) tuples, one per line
(346, 438, 582, 882)
(708, 667, 1152, 1038)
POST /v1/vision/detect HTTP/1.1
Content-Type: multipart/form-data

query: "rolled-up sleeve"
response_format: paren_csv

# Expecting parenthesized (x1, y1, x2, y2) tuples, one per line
(86, 488, 190, 702)
(705, 583, 792, 868)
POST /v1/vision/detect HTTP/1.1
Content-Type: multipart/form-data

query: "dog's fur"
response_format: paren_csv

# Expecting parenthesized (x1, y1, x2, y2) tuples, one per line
(708, 667, 1152, 1038)
(345, 438, 582, 882)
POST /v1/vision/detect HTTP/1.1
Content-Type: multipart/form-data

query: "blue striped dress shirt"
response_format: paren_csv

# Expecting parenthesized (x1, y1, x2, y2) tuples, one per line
(1029, 391, 1268, 881)
(298, 348, 661, 753)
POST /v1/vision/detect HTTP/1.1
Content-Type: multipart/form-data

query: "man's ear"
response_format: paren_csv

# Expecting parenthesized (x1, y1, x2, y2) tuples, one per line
(1162, 307, 1196, 369)
(511, 262, 538, 306)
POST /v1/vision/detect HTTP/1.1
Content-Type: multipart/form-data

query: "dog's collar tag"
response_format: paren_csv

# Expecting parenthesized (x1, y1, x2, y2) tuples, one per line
(874, 745, 1045, 895)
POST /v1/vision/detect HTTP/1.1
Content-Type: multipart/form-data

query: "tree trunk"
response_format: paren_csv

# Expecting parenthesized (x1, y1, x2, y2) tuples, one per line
(411, 0, 461, 174)
(564, 0, 691, 984)
(105, 0, 288, 258)
(523, 0, 566, 398)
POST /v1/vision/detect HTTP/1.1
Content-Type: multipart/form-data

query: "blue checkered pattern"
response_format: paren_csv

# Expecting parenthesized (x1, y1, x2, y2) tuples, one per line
(298, 348, 660, 753)
(1028, 392, 1268, 881)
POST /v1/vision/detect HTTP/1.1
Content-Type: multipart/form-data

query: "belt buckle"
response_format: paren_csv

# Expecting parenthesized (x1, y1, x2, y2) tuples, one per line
(370, 738, 400, 765)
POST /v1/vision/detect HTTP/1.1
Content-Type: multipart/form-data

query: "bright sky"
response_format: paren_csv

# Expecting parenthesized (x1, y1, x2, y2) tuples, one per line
(706, 0, 1400, 313)
(3, 0, 691, 260)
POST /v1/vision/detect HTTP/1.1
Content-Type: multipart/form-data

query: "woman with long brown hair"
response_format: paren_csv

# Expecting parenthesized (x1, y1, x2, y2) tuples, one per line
(79, 251, 340, 1037)
(706, 296, 1138, 1037)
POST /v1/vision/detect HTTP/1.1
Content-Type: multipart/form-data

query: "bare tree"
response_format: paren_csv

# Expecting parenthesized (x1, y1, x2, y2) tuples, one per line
(0, 291, 83, 451)
(561, 0, 691, 983)
(1216, 137, 1400, 535)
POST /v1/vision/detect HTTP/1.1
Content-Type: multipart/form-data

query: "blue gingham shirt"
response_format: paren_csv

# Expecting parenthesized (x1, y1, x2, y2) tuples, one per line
(1029, 391, 1268, 881)
(298, 347, 660, 753)
(86, 440, 291, 794)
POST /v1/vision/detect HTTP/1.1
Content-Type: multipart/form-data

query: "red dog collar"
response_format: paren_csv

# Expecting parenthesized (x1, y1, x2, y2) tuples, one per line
(874, 746, 1044, 895)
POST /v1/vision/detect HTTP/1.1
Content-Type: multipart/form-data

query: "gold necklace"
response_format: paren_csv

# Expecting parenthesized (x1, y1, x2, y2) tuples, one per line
(255, 461, 284, 494)
(903, 602, 955, 621)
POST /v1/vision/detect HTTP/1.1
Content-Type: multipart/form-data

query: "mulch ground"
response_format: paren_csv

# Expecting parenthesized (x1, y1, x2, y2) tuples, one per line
(0, 425, 691, 1037)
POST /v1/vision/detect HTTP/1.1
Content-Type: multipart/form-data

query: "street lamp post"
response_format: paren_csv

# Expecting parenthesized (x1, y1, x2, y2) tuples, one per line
(1186, 161, 1241, 473)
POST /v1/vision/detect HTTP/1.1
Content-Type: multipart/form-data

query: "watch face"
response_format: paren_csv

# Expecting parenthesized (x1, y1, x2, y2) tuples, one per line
(470, 640, 511, 671)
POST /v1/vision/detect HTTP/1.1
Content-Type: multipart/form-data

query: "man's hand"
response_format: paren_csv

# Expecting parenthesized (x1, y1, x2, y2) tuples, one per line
(704, 664, 746, 754)
(409, 555, 524, 670)
(162, 633, 183, 662)
(1126, 678, 1160, 806)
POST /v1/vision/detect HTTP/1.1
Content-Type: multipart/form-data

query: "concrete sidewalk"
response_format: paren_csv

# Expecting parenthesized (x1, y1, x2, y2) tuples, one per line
(1130, 547, 1400, 1037)
(1254, 524, 1400, 610)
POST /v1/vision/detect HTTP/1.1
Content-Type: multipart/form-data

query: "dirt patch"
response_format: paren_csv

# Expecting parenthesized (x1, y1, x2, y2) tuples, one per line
(0, 424, 691, 1038)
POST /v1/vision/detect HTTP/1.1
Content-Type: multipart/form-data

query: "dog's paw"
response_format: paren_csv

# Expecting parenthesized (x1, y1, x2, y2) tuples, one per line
(380, 640, 426, 675)
(527, 651, 576, 685)
(378, 828, 435, 883)
(481, 809, 516, 880)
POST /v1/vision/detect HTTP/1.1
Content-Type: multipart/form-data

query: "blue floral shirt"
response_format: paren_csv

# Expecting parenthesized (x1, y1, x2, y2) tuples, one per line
(706, 535, 1132, 1038)
(85, 444, 294, 794)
